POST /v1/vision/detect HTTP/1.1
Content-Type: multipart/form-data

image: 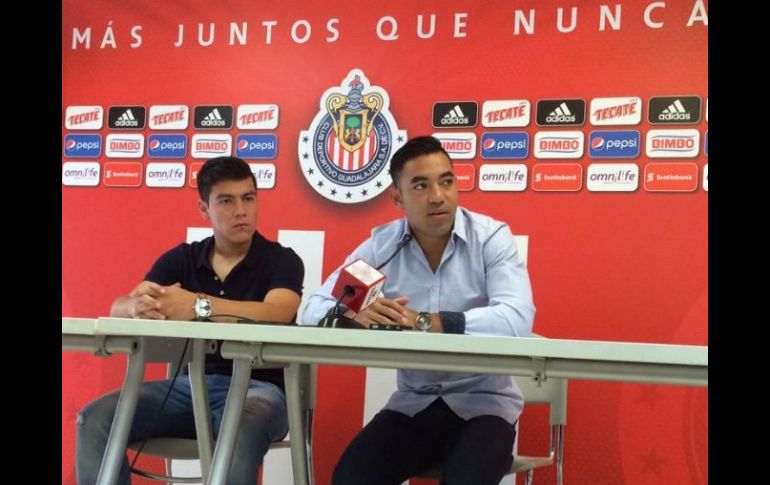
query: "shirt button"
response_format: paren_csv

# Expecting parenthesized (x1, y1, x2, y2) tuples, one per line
(219, 290, 225, 295)
(214, 276, 219, 281)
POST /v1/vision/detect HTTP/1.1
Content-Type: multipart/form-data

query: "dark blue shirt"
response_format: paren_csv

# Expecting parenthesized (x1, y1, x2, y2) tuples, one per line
(145, 231, 304, 391)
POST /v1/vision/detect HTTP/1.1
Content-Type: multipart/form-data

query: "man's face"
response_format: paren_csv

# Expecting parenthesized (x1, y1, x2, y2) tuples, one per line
(198, 178, 258, 245)
(391, 152, 458, 241)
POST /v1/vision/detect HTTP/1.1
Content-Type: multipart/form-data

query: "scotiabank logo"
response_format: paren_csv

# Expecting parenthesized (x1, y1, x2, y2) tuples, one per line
(194, 105, 234, 129)
(62, 161, 100, 187)
(531, 164, 582, 192)
(453, 164, 475, 191)
(536, 99, 585, 126)
(148, 134, 187, 158)
(643, 163, 699, 192)
(65, 106, 104, 130)
(149, 105, 189, 130)
(586, 163, 639, 192)
(479, 164, 527, 192)
(146, 162, 186, 188)
(191, 134, 232, 159)
(108, 106, 146, 130)
(188, 162, 204, 188)
(103, 162, 143, 187)
(63, 134, 101, 158)
(105, 134, 144, 158)
(589, 97, 642, 126)
(481, 100, 530, 128)
(237, 104, 279, 129)
(648, 96, 701, 124)
(432, 132, 476, 160)
(645, 129, 700, 158)
(534, 131, 584, 159)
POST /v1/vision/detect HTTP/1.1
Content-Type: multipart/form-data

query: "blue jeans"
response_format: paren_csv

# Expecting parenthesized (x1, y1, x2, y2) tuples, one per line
(76, 374, 288, 485)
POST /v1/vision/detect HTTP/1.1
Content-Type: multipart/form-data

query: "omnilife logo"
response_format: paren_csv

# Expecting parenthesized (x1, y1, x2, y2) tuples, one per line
(536, 99, 585, 126)
(194, 105, 234, 129)
(146, 162, 186, 188)
(586, 163, 638, 192)
(479, 164, 527, 192)
(432, 102, 478, 128)
(62, 161, 100, 186)
(108, 106, 146, 129)
(648, 96, 701, 124)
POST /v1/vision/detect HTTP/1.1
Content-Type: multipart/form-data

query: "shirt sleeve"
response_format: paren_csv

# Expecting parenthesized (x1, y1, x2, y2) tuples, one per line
(299, 238, 376, 326)
(144, 245, 184, 286)
(463, 225, 535, 337)
(266, 247, 305, 296)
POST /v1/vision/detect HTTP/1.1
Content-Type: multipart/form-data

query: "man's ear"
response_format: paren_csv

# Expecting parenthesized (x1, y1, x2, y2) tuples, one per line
(197, 199, 210, 220)
(390, 185, 402, 209)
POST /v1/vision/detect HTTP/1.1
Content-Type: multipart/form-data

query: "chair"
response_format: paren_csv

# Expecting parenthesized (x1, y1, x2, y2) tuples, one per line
(412, 371, 567, 485)
(127, 339, 316, 484)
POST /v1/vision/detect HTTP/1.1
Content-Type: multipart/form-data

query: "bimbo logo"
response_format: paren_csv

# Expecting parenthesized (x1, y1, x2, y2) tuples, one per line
(533, 131, 584, 159)
(105, 134, 144, 158)
(191, 134, 232, 159)
(433, 133, 476, 160)
(645, 129, 700, 158)
(298, 69, 406, 204)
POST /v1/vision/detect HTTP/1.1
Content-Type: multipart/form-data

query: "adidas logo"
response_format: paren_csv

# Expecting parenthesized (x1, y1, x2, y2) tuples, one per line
(546, 102, 576, 123)
(658, 99, 690, 121)
(201, 108, 226, 127)
(440, 105, 469, 125)
(113, 109, 139, 127)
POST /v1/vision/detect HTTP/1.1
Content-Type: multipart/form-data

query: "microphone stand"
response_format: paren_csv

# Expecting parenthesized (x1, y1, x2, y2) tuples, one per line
(317, 234, 413, 329)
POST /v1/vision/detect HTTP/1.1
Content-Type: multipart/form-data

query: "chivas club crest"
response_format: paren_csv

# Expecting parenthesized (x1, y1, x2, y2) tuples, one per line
(298, 69, 406, 203)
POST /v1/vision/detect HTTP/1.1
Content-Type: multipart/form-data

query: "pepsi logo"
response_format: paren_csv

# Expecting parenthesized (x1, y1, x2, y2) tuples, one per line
(66, 140, 76, 150)
(149, 140, 160, 150)
(591, 137, 605, 149)
(483, 139, 496, 150)
(238, 140, 249, 150)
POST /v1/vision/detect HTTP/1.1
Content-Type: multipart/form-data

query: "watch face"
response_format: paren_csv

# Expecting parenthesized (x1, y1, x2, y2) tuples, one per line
(416, 313, 431, 331)
(195, 297, 211, 318)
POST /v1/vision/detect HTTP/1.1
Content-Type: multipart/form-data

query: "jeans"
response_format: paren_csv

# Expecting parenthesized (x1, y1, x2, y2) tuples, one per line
(333, 397, 516, 485)
(76, 374, 288, 485)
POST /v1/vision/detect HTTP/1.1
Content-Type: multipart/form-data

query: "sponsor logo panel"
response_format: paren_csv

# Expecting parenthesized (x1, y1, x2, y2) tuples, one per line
(194, 105, 234, 129)
(298, 69, 407, 204)
(481, 100, 530, 128)
(433, 132, 477, 160)
(586, 163, 639, 192)
(191, 134, 232, 159)
(432, 102, 478, 128)
(479, 164, 527, 192)
(147, 134, 187, 158)
(589, 97, 642, 126)
(146, 162, 186, 188)
(149, 105, 190, 130)
(588, 130, 640, 159)
(480, 132, 529, 159)
(703, 164, 708, 192)
(62, 161, 100, 186)
(237, 104, 279, 129)
(249, 163, 277, 189)
(63, 134, 101, 158)
(536, 99, 585, 126)
(643, 163, 699, 192)
(453, 164, 475, 191)
(533, 131, 584, 159)
(105, 134, 144, 158)
(704, 131, 708, 157)
(108, 106, 146, 129)
(648, 96, 701, 124)
(189, 162, 204, 188)
(65, 105, 104, 130)
(103, 162, 143, 187)
(531, 163, 582, 191)
(645, 129, 700, 158)
(235, 134, 278, 159)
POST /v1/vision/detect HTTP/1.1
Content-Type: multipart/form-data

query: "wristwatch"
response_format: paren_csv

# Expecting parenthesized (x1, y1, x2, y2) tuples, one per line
(415, 312, 432, 332)
(194, 294, 212, 320)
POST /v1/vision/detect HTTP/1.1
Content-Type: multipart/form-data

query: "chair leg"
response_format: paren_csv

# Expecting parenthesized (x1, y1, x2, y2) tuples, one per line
(523, 469, 534, 485)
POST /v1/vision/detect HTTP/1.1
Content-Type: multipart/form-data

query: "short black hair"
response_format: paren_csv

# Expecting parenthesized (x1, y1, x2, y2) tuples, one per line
(197, 156, 256, 203)
(388, 135, 451, 186)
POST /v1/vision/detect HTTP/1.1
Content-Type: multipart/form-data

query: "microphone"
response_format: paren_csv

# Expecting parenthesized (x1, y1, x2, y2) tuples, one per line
(318, 234, 412, 329)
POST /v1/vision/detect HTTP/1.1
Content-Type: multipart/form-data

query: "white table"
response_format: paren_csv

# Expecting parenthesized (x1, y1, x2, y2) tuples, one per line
(64, 317, 708, 485)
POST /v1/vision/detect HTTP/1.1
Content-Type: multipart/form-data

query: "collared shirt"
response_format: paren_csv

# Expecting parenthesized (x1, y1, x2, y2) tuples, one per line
(301, 207, 535, 423)
(146, 231, 304, 390)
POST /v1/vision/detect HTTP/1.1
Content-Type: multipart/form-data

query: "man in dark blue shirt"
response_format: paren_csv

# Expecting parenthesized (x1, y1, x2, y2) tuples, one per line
(76, 156, 304, 485)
